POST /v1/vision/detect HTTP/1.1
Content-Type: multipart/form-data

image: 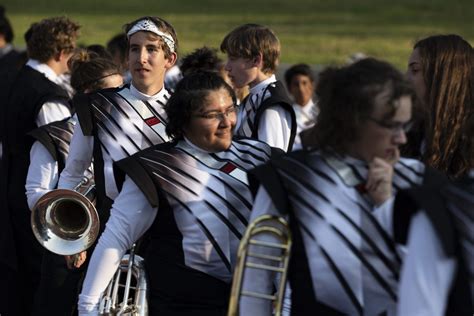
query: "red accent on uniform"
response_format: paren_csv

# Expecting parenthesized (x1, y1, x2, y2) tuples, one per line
(145, 117, 160, 126)
(220, 163, 237, 174)
(355, 183, 367, 194)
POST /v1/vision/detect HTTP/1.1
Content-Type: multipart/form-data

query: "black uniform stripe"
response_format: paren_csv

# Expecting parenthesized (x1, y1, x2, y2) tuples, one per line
(145, 154, 251, 226)
(144, 100, 167, 122)
(96, 121, 133, 157)
(210, 174, 253, 210)
(334, 207, 399, 278)
(295, 217, 363, 315)
(285, 155, 337, 185)
(319, 246, 364, 316)
(280, 170, 398, 299)
(397, 160, 424, 177)
(99, 95, 162, 145)
(211, 151, 258, 168)
(289, 189, 399, 278)
(167, 194, 232, 272)
(143, 156, 248, 233)
(230, 145, 267, 163)
(330, 226, 397, 300)
(94, 110, 137, 156)
(354, 201, 401, 264)
(284, 156, 401, 264)
(393, 168, 418, 187)
(233, 139, 271, 159)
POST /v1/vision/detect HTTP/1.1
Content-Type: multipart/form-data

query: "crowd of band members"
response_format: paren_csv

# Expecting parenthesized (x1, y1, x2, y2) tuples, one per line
(0, 7, 472, 316)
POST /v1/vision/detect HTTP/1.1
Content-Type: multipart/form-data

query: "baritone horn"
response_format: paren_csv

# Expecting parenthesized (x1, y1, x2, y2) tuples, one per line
(228, 215, 292, 316)
(31, 177, 99, 255)
(99, 244, 148, 315)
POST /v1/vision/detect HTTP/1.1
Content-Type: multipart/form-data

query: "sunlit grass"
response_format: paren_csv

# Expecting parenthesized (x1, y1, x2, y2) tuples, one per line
(3, 0, 473, 69)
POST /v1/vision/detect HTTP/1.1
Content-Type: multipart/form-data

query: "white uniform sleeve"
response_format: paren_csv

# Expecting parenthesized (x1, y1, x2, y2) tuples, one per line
(36, 101, 72, 126)
(257, 105, 293, 152)
(25, 141, 59, 210)
(397, 211, 457, 316)
(58, 121, 94, 190)
(239, 186, 291, 316)
(78, 176, 158, 315)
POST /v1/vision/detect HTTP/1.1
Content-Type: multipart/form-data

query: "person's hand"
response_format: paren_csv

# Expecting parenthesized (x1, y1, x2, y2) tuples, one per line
(64, 251, 87, 269)
(366, 149, 399, 206)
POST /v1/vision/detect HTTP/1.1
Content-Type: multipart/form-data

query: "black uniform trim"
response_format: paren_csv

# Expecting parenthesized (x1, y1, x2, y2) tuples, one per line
(252, 81, 297, 151)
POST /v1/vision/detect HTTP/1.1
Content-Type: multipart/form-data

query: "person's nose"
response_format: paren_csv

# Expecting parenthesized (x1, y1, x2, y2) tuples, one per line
(393, 129, 407, 145)
(138, 48, 147, 64)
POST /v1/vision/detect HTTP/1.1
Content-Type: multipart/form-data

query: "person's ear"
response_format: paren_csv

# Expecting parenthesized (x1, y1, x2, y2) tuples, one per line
(165, 52, 178, 70)
(252, 53, 263, 67)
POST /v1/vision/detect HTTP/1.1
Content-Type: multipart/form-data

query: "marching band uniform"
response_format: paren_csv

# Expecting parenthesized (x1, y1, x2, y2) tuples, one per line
(26, 117, 93, 315)
(58, 84, 171, 224)
(234, 75, 296, 152)
(395, 170, 473, 315)
(244, 149, 425, 315)
(0, 59, 72, 315)
(26, 117, 91, 208)
(78, 137, 281, 315)
(292, 99, 318, 147)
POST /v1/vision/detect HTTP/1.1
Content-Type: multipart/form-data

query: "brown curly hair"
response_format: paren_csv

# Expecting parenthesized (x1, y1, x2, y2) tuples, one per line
(302, 58, 415, 154)
(26, 16, 80, 63)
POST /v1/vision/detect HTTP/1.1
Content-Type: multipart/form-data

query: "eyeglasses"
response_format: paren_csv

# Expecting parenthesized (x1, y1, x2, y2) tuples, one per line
(194, 105, 238, 122)
(366, 117, 413, 135)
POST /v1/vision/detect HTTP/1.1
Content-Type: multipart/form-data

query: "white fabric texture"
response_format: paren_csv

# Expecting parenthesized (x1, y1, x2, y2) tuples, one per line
(397, 211, 456, 316)
(25, 141, 58, 210)
(78, 176, 157, 315)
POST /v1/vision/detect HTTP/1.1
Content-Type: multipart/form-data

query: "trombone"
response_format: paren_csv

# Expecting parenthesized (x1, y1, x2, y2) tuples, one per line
(228, 215, 292, 316)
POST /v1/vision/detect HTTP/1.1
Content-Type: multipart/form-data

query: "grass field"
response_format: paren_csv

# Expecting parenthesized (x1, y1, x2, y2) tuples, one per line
(2, 0, 473, 69)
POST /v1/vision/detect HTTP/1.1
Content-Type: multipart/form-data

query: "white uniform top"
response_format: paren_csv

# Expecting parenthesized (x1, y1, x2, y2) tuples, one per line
(25, 141, 59, 210)
(26, 59, 72, 126)
(397, 212, 457, 316)
(234, 75, 293, 152)
(57, 85, 168, 196)
(78, 138, 210, 315)
(292, 99, 318, 147)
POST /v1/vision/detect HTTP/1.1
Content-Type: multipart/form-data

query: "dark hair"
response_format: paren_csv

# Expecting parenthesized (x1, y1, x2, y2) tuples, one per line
(124, 16, 178, 59)
(180, 46, 222, 77)
(0, 6, 14, 43)
(86, 44, 112, 59)
(302, 58, 415, 153)
(284, 63, 315, 87)
(405, 34, 474, 179)
(26, 16, 80, 62)
(220, 24, 280, 73)
(69, 50, 121, 93)
(107, 33, 128, 70)
(165, 71, 236, 140)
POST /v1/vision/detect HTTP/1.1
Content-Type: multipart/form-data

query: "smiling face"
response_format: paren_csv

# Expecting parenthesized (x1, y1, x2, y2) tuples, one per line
(406, 48, 427, 106)
(128, 31, 176, 95)
(184, 87, 237, 152)
(348, 90, 413, 164)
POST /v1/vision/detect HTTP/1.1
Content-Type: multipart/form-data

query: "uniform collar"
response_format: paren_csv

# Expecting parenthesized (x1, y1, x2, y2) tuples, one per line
(129, 83, 168, 102)
(26, 59, 59, 83)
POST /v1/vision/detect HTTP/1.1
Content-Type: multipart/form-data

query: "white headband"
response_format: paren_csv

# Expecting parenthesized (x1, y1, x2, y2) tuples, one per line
(127, 19, 175, 53)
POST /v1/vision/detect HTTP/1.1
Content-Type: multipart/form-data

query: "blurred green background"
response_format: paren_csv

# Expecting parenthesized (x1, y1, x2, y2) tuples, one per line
(2, 0, 473, 69)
